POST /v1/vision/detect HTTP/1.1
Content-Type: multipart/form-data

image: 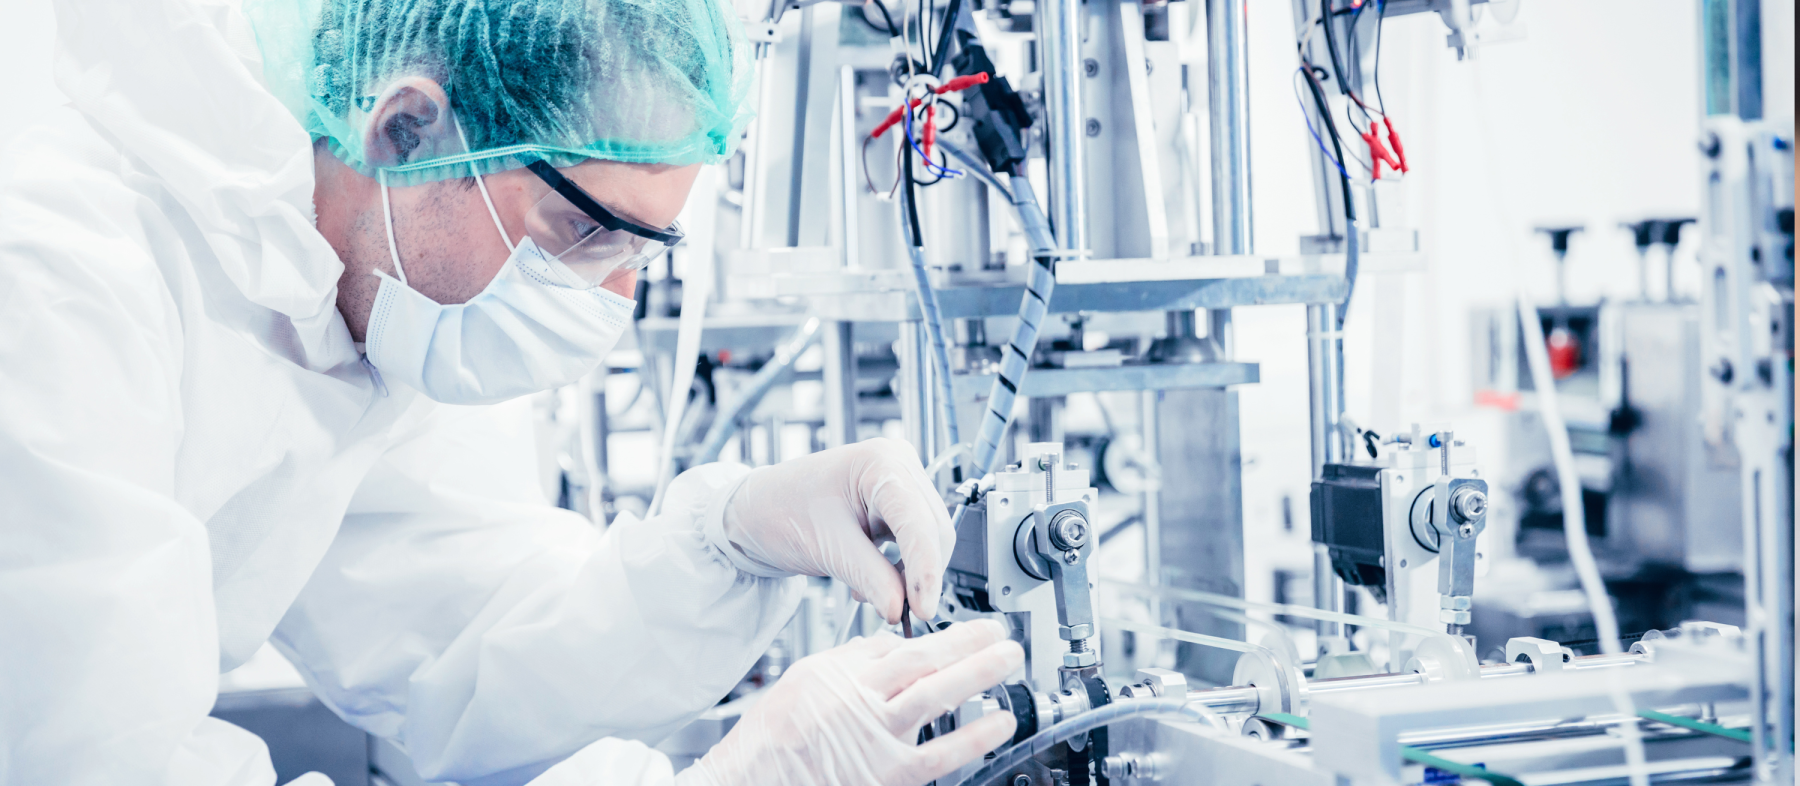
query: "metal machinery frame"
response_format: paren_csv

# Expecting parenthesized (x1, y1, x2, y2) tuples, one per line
(583, 0, 1795, 783)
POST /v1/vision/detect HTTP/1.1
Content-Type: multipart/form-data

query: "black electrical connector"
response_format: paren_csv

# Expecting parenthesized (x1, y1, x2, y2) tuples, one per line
(950, 33, 1034, 175)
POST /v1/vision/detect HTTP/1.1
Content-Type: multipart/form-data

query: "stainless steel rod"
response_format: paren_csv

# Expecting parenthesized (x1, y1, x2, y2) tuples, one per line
(1308, 672, 1427, 695)
(1178, 652, 1648, 717)
(1038, 0, 1085, 252)
(1307, 300, 1347, 645)
(1205, 0, 1252, 256)
(1184, 686, 1261, 716)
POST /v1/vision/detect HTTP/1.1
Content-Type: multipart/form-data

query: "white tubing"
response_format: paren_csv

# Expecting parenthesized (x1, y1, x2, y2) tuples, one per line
(925, 442, 973, 480)
(1458, 53, 1650, 785)
(647, 243, 710, 516)
(1517, 287, 1650, 786)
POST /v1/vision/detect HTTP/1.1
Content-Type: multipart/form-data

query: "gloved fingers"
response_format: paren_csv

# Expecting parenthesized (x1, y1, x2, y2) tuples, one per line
(863, 619, 1008, 698)
(885, 639, 1023, 736)
(860, 441, 955, 620)
(833, 534, 908, 623)
(840, 629, 906, 659)
(904, 711, 1017, 786)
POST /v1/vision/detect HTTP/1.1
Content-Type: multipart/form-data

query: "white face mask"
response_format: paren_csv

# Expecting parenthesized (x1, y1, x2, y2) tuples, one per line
(364, 164, 637, 405)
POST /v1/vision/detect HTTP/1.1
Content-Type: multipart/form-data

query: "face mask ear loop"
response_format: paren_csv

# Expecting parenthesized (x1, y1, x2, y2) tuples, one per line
(378, 169, 409, 285)
(455, 117, 515, 253)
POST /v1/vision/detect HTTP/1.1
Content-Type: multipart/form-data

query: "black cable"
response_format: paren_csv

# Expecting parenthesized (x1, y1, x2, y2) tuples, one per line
(919, 0, 933, 73)
(865, 0, 901, 36)
(1301, 61, 1356, 224)
(929, 0, 964, 77)
(901, 129, 926, 245)
(1372, 0, 1388, 114)
(1344, 2, 1374, 128)
(934, 99, 961, 133)
(1319, 0, 1351, 96)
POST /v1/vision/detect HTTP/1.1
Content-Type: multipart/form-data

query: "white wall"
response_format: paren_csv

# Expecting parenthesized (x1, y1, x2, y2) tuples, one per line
(0, 0, 60, 149)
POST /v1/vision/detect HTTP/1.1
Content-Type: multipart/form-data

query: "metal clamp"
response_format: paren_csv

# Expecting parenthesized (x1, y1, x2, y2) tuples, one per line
(1405, 634, 1481, 682)
(1505, 637, 1573, 673)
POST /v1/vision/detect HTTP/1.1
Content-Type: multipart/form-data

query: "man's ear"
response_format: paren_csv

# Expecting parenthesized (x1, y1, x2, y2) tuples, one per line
(362, 77, 457, 169)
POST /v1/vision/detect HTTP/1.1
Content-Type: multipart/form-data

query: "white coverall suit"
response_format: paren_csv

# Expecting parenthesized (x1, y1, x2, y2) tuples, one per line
(0, 0, 803, 784)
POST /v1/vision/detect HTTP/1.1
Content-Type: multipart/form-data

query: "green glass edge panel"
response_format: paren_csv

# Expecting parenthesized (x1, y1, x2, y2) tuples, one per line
(1254, 713, 1524, 786)
(1639, 709, 1754, 743)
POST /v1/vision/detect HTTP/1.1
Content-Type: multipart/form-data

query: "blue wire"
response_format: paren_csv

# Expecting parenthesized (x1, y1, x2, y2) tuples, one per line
(902, 102, 962, 178)
(904, 107, 958, 177)
(1294, 68, 1348, 178)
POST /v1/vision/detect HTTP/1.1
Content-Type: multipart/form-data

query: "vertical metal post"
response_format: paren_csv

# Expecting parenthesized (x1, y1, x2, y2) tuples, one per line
(897, 322, 935, 464)
(1205, 0, 1251, 363)
(1206, 0, 1253, 256)
(837, 65, 861, 267)
(1039, 0, 1087, 252)
(822, 324, 858, 447)
(1141, 390, 1163, 594)
(1308, 300, 1348, 644)
(1120, 0, 1171, 259)
(822, 66, 861, 449)
(770, 415, 787, 465)
(1209, 308, 1236, 360)
(785, 6, 816, 246)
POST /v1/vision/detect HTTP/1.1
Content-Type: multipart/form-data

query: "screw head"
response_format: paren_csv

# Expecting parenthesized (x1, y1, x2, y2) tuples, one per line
(1083, 57, 1100, 77)
(1459, 523, 1476, 538)
(1451, 487, 1488, 522)
(1049, 511, 1090, 550)
(1012, 775, 1033, 786)
(1085, 118, 1102, 137)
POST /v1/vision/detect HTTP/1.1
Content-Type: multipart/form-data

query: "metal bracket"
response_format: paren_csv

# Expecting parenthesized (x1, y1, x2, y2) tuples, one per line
(1505, 637, 1573, 673)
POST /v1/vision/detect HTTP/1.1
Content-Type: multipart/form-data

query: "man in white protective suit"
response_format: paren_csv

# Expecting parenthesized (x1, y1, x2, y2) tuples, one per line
(0, 0, 1024, 784)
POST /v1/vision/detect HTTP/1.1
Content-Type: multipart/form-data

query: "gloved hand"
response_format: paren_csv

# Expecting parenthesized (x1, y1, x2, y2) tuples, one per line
(677, 619, 1023, 786)
(720, 438, 954, 623)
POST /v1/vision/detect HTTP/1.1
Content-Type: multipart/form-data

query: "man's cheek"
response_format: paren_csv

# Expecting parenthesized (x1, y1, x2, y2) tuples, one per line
(601, 269, 637, 299)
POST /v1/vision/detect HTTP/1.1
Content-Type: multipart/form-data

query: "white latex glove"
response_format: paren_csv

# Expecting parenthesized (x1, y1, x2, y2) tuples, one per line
(677, 619, 1023, 786)
(719, 438, 954, 622)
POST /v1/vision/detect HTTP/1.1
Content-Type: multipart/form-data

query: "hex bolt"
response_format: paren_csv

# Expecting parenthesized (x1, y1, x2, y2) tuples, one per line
(1451, 487, 1487, 522)
(1049, 511, 1090, 550)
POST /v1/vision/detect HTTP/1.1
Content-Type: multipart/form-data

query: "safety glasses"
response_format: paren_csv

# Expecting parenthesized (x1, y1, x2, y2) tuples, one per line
(522, 159, 684, 285)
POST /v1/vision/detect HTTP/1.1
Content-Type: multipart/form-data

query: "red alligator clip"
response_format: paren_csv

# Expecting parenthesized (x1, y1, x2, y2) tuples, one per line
(922, 105, 937, 159)
(1361, 120, 1401, 180)
(870, 72, 992, 140)
(1383, 116, 1410, 173)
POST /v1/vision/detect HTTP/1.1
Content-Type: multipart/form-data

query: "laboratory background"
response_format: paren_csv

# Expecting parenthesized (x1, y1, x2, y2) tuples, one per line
(2, 0, 1792, 784)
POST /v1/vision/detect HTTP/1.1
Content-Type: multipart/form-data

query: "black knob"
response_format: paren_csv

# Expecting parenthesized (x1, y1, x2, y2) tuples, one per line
(1623, 220, 1660, 250)
(1536, 226, 1584, 257)
(1655, 218, 1696, 247)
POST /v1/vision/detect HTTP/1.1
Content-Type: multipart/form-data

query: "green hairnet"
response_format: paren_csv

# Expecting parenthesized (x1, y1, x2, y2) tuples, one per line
(243, 0, 753, 186)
